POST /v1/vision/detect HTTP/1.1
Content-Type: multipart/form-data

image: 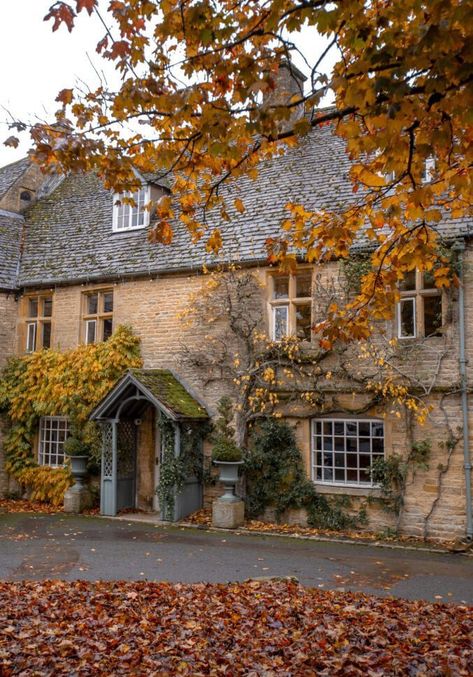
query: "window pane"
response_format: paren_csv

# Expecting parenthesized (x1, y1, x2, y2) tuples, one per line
(273, 305, 288, 341)
(296, 273, 312, 298)
(422, 271, 436, 290)
(28, 298, 38, 317)
(312, 418, 384, 487)
(42, 322, 51, 349)
(399, 271, 416, 291)
(39, 417, 65, 466)
(273, 277, 289, 299)
(103, 292, 113, 313)
(399, 298, 415, 338)
(26, 322, 36, 352)
(372, 438, 384, 453)
(103, 318, 113, 341)
(295, 304, 312, 341)
(424, 295, 442, 337)
(42, 297, 53, 317)
(86, 320, 96, 344)
(87, 294, 98, 315)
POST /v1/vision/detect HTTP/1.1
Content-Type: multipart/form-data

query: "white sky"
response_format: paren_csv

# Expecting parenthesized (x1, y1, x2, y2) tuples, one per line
(0, 0, 335, 169)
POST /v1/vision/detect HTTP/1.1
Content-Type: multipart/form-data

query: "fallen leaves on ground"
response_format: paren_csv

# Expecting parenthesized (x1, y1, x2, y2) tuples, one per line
(184, 509, 454, 550)
(0, 579, 470, 675)
(0, 499, 60, 515)
(0, 499, 100, 516)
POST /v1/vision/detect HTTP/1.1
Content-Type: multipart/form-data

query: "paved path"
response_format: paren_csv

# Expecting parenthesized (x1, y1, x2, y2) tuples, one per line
(0, 513, 471, 604)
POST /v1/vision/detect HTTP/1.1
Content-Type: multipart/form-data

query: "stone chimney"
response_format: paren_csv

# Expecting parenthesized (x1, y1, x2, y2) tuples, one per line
(263, 59, 307, 122)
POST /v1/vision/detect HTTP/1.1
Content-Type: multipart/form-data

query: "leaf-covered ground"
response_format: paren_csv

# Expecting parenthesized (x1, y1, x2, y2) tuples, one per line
(0, 580, 471, 675)
(184, 508, 456, 550)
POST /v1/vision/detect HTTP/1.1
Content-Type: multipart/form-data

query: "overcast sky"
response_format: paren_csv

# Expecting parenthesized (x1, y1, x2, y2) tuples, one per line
(0, 0, 335, 169)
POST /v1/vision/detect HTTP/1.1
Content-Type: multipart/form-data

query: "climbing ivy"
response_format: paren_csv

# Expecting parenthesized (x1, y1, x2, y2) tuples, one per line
(156, 416, 181, 521)
(370, 439, 431, 515)
(156, 417, 212, 520)
(0, 325, 142, 504)
(244, 419, 364, 531)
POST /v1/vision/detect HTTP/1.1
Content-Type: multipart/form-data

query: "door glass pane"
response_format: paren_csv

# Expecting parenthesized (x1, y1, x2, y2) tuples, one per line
(296, 273, 312, 298)
(103, 292, 113, 313)
(295, 304, 312, 341)
(87, 294, 98, 315)
(424, 295, 442, 337)
(273, 305, 288, 341)
(42, 297, 53, 317)
(399, 298, 415, 337)
(42, 322, 51, 349)
(28, 298, 38, 317)
(103, 318, 113, 341)
(273, 277, 289, 299)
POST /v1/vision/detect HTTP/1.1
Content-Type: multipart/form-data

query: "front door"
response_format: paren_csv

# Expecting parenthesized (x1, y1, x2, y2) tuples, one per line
(116, 420, 137, 512)
(153, 419, 161, 513)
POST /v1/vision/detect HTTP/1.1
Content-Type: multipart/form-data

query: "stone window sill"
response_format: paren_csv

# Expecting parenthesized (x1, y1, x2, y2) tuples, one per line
(314, 483, 383, 498)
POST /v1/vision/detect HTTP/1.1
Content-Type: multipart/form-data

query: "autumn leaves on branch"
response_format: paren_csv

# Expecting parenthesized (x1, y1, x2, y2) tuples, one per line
(5, 0, 473, 344)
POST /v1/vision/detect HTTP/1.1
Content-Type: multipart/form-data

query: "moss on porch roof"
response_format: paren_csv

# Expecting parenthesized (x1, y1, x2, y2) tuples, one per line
(130, 369, 208, 419)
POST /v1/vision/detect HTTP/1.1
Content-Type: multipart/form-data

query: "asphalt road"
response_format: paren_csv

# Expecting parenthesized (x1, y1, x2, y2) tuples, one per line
(0, 513, 472, 604)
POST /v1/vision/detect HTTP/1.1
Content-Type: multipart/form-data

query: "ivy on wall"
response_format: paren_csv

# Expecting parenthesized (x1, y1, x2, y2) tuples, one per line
(245, 418, 366, 531)
(0, 325, 142, 505)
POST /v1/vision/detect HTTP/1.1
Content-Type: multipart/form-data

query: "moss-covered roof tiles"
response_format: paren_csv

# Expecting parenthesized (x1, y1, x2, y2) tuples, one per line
(130, 369, 208, 419)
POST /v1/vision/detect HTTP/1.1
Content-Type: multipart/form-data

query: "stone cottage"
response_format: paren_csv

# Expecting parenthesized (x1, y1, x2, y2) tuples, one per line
(0, 92, 472, 541)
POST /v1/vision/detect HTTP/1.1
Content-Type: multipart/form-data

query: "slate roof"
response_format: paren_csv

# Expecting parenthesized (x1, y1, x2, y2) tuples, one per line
(0, 210, 23, 290)
(90, 368, 209, 420)
(2, 125, 472, 289)
(0, 157, 30, 200)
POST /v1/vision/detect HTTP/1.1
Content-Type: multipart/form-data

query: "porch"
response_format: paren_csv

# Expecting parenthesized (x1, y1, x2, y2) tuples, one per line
(90, 369, 209, 521)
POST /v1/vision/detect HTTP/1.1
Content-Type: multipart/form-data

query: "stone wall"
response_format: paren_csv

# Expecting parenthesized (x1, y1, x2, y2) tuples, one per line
(0, 292, 18, 498)
(8, 247, 473, 540)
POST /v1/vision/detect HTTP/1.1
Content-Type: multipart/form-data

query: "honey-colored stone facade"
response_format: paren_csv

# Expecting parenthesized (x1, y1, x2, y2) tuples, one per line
(1, 247, 473, 541)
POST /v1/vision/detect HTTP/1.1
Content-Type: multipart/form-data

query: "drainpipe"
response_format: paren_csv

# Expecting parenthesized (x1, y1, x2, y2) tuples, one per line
(453, 240, 473, 541)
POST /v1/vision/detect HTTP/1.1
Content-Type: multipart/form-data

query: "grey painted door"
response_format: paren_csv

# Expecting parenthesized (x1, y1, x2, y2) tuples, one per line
(116, 420, 137, 512)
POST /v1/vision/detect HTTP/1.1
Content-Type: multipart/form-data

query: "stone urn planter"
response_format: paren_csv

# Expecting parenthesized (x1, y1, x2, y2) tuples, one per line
(63, 437, 91, 513)
(69, 455, 89, 487)
(213, 460, 244, 503)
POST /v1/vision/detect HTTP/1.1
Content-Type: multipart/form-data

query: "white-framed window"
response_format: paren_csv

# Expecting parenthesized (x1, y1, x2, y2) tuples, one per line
(268, 271, 312, 341)
(397, 271, 443, 339)
(24, 294, 53, 352)
(312, 418, 384, 487)
(82, 290, 113, 344)
(422, 157, 435, 183)
(112, 185, 150, 231)
(39, 416, 69, 467)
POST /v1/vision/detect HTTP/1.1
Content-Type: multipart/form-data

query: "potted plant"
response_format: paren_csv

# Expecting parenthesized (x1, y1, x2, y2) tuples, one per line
(211, 397, 244, 502)
(63, 436, 90, 487)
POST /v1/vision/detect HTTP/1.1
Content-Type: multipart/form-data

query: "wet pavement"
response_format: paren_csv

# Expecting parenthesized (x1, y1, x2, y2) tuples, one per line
(0, 513, 472, 604)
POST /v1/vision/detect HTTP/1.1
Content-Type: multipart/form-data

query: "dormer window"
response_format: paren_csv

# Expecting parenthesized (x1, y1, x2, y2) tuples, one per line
(113, 185, 150, 232)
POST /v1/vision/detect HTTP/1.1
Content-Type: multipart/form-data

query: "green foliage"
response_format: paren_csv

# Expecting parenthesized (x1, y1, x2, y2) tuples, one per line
(63, 437, 90, 457)
(245, 419, 363, 531)
(211, 397, 242, 462)
(0, 325, 142, 503)
(157, 417, 212, 519)
(341, 256, 373, 294)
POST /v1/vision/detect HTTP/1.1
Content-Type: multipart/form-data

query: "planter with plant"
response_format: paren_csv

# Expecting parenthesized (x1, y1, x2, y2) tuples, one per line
(211, 397, 244, 502)
(63, 436, 90, 487)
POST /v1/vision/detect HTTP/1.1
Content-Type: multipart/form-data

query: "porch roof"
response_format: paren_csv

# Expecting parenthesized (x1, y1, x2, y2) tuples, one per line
(90, 368, 209, 421)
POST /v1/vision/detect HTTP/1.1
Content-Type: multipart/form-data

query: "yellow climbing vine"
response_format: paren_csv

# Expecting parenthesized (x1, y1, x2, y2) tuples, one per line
(0, 325, 142, 505)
